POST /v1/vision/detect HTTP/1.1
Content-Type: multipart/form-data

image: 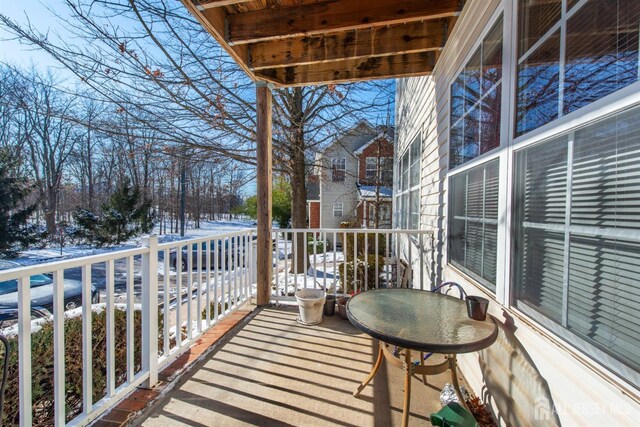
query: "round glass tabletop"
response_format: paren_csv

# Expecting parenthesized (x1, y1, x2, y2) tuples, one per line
(346, 288, 498, 353)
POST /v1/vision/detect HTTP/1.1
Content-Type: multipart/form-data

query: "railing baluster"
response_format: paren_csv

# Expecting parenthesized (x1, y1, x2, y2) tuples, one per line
(284, 231, 289, 297)
(206, 240, 211, 326)
(214, 238, 219, 321)
(234, 235, 239, 308)
(313, 231, 318, 289)
(354, 231, 358, 294)
(176, 247, 182, 348)
(163, 249, 170, 355)
(141, 235, 159, 388)
(294, 231, 298, 285)
(106, 259, 116, 397)
(364, 232, 368, 291)
(343, 231, 347, 296)
(126, 256, 134, 381)
(333, 232, 337, 297)
(18, 275, 32, 427)
(53, 270, 65, 427)
(82, 264, 92, 415)
(227, 237, 232, 312)
(196, 242, 203, 334)
(375, 233, 379, 289)
(386, 232, 391, 286)
(303, 232, 308, 289)
(323, 232, 327, 291)
(187, 245, 193, 340)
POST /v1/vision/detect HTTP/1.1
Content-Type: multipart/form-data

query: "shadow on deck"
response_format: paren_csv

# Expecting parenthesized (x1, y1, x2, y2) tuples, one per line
(135, 306, 460, 427)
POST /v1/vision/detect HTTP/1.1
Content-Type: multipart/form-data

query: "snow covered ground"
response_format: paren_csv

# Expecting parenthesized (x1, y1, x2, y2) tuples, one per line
(15, 219, 255, 266)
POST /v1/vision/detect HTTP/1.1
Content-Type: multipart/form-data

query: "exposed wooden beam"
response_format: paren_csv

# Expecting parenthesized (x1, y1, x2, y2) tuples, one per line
(249, 19, 449, 70)
(198, 0, 253, 9)
(255, 83, 272, 306)
(180, 0, 255, 79)
(227, 0, 462, 45)
(256, 51, 438, 87)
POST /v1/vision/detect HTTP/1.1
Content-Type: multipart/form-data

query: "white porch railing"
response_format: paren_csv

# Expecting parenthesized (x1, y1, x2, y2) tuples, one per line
(0, 227, 431, 426)
(270, 228, 433, 303)
(0, 229, 256, 427)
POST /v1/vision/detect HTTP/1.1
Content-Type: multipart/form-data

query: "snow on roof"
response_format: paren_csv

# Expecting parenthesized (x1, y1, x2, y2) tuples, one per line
(357, 185, 393, 199)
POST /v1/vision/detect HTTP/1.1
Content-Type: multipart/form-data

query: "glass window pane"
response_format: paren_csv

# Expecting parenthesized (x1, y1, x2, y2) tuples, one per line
(451, 74, 465, 125)
(463, 106, 480, 162)
(482, 16, 504, 93)
(448, 159, 499, 290)
(464, 48, 482, 111)
(401, 152, 409, 191)
(518, 0, 561, 57)
(516, 30, 561, 137)
(563, 0, 640, 114)
(480, 84, 502, 154)
(450, 121, 464, 169)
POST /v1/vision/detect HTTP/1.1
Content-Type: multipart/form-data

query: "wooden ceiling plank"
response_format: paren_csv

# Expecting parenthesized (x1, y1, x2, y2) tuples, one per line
(198, 0, 255, 9)
(255, 51, 439, 87)
(249, 19, 448, 70)
(228, 0, 462, 45)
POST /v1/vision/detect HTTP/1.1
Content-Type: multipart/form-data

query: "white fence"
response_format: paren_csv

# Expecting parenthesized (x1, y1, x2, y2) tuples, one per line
(270, 228, 433, 302)
(0, 229, 256, 427)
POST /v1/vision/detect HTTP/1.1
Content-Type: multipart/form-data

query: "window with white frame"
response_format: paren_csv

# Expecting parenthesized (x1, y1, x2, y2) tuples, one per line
(331, 158, 346, 182)
(449, 159, 499, 291)
(450, 15, 503, 169)
(515, 0, 640, 137)
(365, 157, 393, 184)
(395, 135, 421, 228)
(332, 202, 343, 218)
(512, 105, 640, 386)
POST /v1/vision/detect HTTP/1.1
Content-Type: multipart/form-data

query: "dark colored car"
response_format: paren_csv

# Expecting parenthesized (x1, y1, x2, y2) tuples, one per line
(0, 260, 98, 323)
(169, 237, 253, 271)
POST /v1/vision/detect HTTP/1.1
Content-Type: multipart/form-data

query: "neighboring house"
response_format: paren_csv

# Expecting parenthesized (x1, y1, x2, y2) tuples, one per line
(394, 0, 640, 425)
(307, 121, 394, 243)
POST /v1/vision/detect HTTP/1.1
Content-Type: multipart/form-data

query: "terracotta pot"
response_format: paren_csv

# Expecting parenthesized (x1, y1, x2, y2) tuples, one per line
(336, 296, 351, 320)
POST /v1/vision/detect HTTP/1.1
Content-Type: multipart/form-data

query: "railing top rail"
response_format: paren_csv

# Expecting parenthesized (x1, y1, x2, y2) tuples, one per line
(0, 247, 149, 282)
(273, 228, 434, 235)
(156, 228, 256, 250)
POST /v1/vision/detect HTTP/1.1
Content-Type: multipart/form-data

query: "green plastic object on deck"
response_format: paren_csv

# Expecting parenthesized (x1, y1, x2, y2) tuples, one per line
(429, 402, 478, 427)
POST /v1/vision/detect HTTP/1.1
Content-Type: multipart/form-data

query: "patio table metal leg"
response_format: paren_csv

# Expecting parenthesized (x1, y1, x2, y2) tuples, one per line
(402, 349, 412, 427)
(448, 354, 469, 410)
(353, 341, 384, 397)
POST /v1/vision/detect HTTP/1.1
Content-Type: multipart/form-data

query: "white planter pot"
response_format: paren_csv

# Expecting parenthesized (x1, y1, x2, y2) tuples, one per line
(295, 289, 325, 325)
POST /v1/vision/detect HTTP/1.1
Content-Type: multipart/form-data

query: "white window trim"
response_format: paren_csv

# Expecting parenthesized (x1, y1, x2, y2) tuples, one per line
(331, 157, 346, 182)
(394, 133, 422, 229)
(332, 202, 343, 218)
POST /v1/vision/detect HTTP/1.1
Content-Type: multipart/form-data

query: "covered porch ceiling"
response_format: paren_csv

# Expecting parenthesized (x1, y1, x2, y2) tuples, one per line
(182, 0, 463, 87)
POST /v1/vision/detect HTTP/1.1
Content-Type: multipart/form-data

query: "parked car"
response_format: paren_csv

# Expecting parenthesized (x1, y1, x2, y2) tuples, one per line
(169, 237, 255, 271)
(0, 260, 98, 323)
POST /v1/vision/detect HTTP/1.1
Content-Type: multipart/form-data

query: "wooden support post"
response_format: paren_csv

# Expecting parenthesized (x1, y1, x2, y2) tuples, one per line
(256, 82, 273, 306)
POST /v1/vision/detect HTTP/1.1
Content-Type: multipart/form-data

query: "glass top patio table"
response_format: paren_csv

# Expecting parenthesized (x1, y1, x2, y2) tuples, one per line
(346, 288, 498, 354)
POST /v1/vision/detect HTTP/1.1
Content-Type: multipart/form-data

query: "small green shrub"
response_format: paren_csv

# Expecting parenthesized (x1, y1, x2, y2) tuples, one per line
(0, 308, 164, 426)
(338, 254, 385, 294)
(339, 222, 387, 262)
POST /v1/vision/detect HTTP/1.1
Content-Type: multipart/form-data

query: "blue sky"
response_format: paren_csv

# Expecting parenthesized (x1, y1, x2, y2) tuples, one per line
(0, 2, 69, 71)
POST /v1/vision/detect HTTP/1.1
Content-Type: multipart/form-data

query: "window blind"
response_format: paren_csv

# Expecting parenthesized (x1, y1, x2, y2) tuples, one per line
(514, 106, 640, 382)
(449, 159, 499, 290)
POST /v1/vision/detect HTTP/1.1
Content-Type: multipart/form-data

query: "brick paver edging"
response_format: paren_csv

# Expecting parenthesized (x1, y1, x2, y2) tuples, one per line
(92, 308, 256, 426)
